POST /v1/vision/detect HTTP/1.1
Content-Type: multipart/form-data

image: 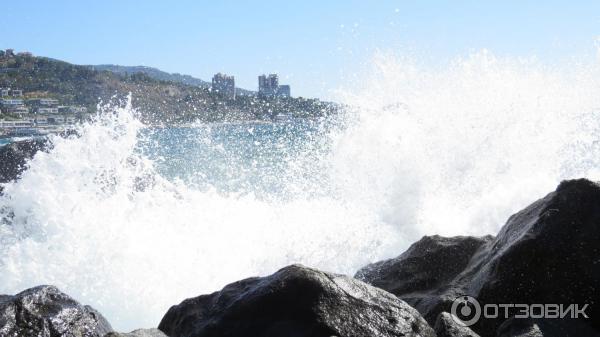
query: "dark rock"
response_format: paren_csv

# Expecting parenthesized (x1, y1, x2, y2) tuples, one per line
(356, 234, 493, 322)
(158, 264, 435, 337)
(468, 179, 600, 334)
(104, 328, 167, 337)
(0, 138, 49, 184)
(0, 285, 113, 337)
(356, 235, 493, 295)
(356, 179, 600, 336)
(497, 318, 543, 337)
(434, 312, 480, 337)
(496, 317, 600, 337)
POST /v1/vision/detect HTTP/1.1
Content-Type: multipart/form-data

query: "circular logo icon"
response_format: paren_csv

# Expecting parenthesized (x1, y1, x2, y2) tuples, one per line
(450, 295, 481, 327)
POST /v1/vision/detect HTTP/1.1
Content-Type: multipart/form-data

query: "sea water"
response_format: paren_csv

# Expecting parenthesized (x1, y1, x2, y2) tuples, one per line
(2, 51, 600, 330)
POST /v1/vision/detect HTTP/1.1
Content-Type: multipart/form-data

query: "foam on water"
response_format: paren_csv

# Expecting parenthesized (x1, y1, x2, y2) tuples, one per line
(2, 50, 600, 330)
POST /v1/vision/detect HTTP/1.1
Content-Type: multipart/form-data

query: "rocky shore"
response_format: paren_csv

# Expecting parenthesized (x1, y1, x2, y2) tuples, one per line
(0, 138, 49, 185)
(0, 140, 598, 336)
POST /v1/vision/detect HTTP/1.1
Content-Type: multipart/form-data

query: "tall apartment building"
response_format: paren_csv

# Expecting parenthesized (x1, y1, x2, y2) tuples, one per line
(258, 74, 291, 98)
(212, 73, 236, 99)
(258, 74, 279, 97)
(277, 85, 290, 97)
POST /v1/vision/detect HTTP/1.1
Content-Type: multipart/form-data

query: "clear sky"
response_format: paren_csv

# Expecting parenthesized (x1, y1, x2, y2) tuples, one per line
(1, 0, 599, 99)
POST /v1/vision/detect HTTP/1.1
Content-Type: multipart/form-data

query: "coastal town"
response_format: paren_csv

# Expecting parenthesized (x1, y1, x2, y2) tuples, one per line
(0, 48, 335, 129)
(211, 72, 291, 99)
(0, 85, 90, 138)
(0, 89, 89, 137)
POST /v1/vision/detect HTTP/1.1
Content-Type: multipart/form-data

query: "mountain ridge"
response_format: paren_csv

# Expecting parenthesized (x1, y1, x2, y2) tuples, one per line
(0, 50, 335, 124)
(89, 64, 256, 96)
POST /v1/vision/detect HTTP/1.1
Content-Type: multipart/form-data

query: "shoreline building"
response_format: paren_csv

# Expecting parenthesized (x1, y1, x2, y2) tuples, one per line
(28, 98, 60, 114)
(277, 85, 290, 98)
(211, 73, 236, 99)
(0, 98, 28, 114)
(258, 74, 291, 98)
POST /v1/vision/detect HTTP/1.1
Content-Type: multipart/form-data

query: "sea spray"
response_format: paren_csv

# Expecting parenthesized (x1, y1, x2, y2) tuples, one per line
(1, 50, 600, 330)
(333, 50, 600, 236)
(0, 98, 398, 330)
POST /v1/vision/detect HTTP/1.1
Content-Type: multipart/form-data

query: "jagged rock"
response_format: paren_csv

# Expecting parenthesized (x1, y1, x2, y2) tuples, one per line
(356, 234, 493, 322)
(434, 312, 480, 337)
(496, 318, 544, 337)
(0, 138, 48, 184)
(104, 328, 167, 337)
(356, 235, 493, 295)
(158, 264, 435, 337)
(467, 179, 600, 334)
(496, 317, 600, 337)
(356, 179, 600, 336)
(0, 285, 113, 337)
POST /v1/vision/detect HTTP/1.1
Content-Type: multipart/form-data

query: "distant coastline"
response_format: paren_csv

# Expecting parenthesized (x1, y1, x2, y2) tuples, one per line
(0, 49, 338, 125)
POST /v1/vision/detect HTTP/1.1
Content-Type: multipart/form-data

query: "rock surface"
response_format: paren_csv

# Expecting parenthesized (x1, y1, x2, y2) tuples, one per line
(158, 264, 435, 337)
(357, 179, 600, 336)
(496, 317, 600, 337)
(0, 138, 48, 184)
(433, 312, 480, 337)
(356, 234, 493, 323)
(104, 328, 167, 337)
(0, 285, 113, 337)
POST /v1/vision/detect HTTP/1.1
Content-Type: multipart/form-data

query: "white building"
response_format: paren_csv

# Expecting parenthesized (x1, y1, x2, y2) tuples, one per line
(33, 116, 48, 126)
(1, 98, 24, 106)
(0, 120, 33, 127)
(48, 116, 65, 124)
(0, 98, 28, 114)
(29, 98, 59, 107)
(37, 107, 59, 114)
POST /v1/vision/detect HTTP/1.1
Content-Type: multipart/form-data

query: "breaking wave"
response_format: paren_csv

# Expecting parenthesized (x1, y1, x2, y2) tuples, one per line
(2, 50, 600, 330)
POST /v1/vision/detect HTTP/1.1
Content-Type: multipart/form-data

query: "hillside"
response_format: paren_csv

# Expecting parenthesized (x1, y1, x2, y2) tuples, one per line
(0, 51, 337, 124)
(90, 64, 257, 96)
(89, 64, 211, 88)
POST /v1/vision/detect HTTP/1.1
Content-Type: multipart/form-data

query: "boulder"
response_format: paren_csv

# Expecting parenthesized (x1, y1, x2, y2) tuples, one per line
(496, 317, 600, 337)
(158, 264, 435, 337)
(0, 138, 48, 184)
(104, 328, 167, 337)
(497, 318, 543, 337)
(356, 234, 493, 322)
(0, 285, 113, 337)
(467, 179, 600, 334)
(434, 312, 480, 337)
(356, 179, 600, 336)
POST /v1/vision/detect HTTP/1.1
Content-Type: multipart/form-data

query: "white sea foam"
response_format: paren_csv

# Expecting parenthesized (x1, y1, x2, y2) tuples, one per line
(1, 50, 600, 330)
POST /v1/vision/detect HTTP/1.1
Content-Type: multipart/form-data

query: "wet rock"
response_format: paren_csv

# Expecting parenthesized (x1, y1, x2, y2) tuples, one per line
(104, 328, 167, 337)
(434, 312, 480, 337)
(0, 138, 49, 184)
(356, 234, 493, 322)
(356, 235, 493, 295)
(468, 179, 600, 334)
(158, 264, 435, 337)
(496, 317, 600, 337)
(356, 179, 600, 336)
(0, 285, 113, 337)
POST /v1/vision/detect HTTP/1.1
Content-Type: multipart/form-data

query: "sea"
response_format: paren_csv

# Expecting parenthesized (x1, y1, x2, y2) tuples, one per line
(1, 51, 600, 330)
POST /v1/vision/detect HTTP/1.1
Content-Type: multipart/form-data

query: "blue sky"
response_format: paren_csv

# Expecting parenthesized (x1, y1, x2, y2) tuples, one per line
(1, 1, 599, 99)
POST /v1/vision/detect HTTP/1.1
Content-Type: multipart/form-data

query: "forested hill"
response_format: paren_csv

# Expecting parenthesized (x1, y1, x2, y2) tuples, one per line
(0, 51, 337, 124)
(89, 64, 211, 88)
(89, 64, 257, 96)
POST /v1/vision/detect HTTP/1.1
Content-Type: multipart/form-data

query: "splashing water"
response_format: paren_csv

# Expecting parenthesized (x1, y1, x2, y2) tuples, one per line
(1, 51, 600, 330)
